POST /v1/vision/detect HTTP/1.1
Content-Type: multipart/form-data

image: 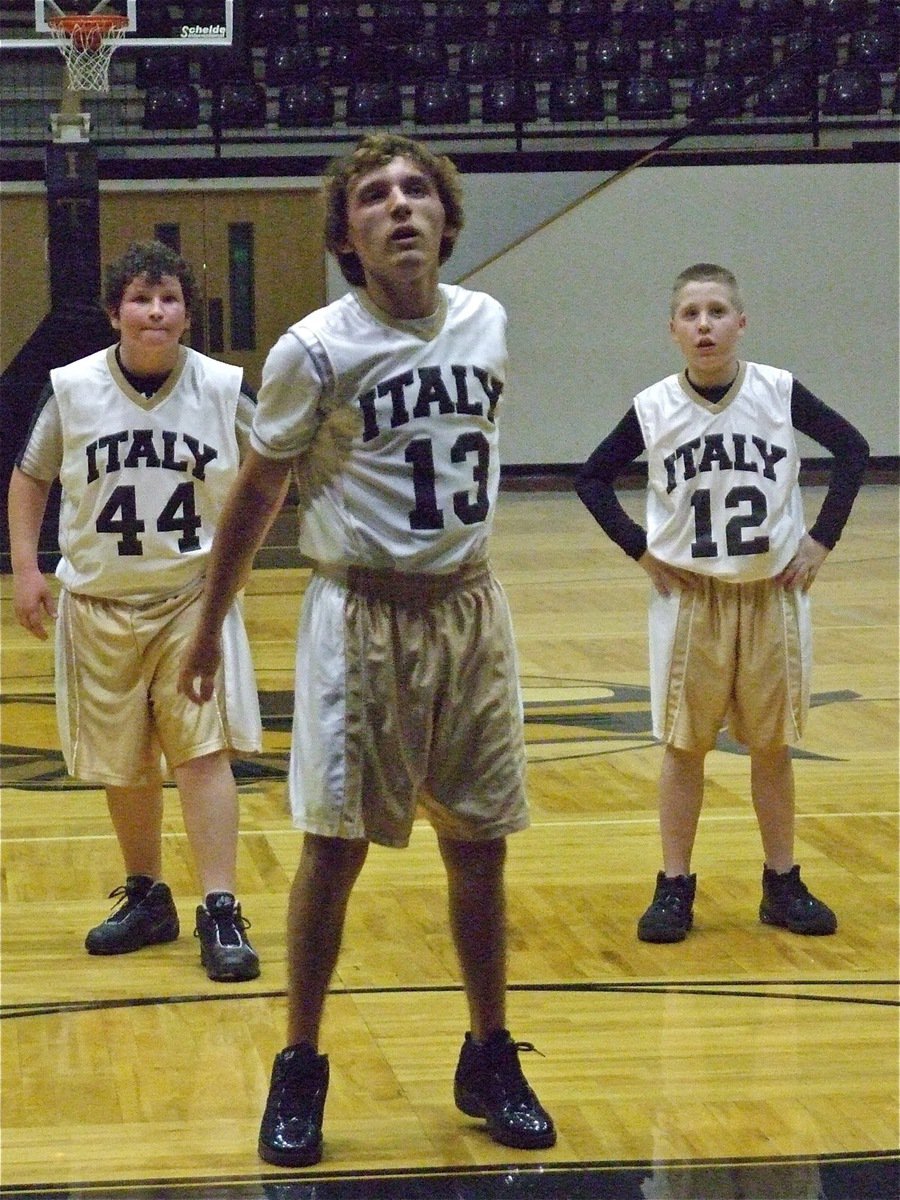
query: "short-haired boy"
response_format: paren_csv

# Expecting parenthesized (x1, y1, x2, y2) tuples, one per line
(178, 134, 556, 1166)
(576, 263, 869, 943)
(8, 239, 262, 981)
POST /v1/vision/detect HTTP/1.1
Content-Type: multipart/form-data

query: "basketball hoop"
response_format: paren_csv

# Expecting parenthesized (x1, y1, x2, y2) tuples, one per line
(48, 14, 128, 93)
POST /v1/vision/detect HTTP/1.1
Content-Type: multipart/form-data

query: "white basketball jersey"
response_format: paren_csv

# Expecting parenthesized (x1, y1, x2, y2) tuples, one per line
(634, 361, 804, 581)
(251, 284, 508, 573)
(51, 345, 245, 600)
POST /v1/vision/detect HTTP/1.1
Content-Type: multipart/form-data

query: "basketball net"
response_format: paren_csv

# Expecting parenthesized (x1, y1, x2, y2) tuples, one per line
(48, 15, 128, 93)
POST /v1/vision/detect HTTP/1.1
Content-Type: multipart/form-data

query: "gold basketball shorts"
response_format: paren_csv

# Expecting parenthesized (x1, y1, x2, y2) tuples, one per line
(288, 558, 530, 847)
(648, 573, 812, 752)
(55, 581, 262, 788)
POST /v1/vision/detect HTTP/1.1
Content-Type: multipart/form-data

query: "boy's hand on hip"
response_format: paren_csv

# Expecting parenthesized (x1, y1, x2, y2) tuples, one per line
(639, 552, 698, 598)
(775, 535, 829, 592)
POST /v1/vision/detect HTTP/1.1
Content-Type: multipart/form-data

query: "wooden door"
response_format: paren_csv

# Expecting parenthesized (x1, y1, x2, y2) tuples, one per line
(99, 188, 326, 389)
(0, 194, 50, 373)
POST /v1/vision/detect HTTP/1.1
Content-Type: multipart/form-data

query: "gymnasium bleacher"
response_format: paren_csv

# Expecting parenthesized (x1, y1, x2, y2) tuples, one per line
(0, 0, 896, 160)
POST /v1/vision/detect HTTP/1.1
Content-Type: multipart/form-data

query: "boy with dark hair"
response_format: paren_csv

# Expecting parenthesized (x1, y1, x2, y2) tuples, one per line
(178, 134, 556, 1166)
(8, 239, 262, 982)
(103, 238, 200, 315)
(576, 263, 869, 944)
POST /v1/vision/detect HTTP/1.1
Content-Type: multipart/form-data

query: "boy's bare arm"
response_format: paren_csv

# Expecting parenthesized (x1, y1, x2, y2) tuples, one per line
(8, 467, 56, 640)
(179, 449, 292, 703)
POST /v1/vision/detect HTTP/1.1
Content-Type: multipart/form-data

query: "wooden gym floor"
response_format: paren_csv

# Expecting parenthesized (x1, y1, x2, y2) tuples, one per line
(1, 485, 897, 1200)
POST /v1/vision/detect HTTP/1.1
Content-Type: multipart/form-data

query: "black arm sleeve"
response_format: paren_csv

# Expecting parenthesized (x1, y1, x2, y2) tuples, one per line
(792, 380, 869, 549)
(575, 407, 648, 561)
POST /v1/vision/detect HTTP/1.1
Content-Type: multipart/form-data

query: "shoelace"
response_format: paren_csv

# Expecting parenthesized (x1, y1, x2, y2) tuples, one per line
(275, 1054, 325, 1118)
(203, 903, 252, 947)
(770, 868, 812, 903)
(509, 1040, 545, 1058)
(105, 882, 150, 914)
(489, 1040, 545, 1105)
(782, 881, 816, 908)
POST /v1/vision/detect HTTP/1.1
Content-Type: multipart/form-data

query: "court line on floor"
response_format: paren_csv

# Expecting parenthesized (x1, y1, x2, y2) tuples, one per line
(3, 801, 897, 849)
(2, 978, 897, 1019)
(2, 1149, 898, 1200)
(2, 807, 896, 845)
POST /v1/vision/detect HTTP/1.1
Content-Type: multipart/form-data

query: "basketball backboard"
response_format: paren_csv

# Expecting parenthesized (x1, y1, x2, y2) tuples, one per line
(0, 1, 235, 50)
